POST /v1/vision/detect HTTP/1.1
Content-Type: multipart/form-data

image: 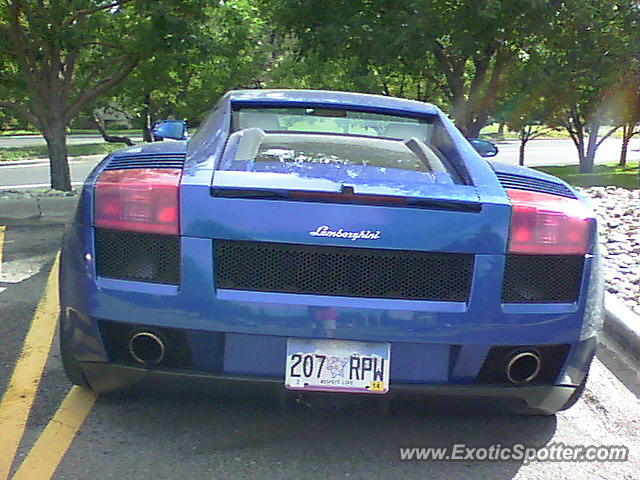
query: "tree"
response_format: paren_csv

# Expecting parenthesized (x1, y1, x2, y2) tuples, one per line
(0, 1, 207, 190)
(608, 72, 640, 167)
(497, 52, 557, 166)
(270, 0, 559, 137)
(541, 0, 639, 173)
(111, 0, 268, 142)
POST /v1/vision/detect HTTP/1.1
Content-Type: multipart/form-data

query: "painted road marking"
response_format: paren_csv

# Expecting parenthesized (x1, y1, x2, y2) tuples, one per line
(0, 226, 4, 296)
(0, 255, 59, 480)
(11, 386, 98, 480)
(0, 226, 5, 274)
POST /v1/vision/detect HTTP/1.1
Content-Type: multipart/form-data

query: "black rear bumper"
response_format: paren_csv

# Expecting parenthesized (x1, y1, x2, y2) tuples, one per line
(78, 362, 579, 415)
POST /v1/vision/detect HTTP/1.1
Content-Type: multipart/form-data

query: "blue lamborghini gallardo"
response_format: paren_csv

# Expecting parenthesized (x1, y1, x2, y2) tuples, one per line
(59, 90, 602, 414)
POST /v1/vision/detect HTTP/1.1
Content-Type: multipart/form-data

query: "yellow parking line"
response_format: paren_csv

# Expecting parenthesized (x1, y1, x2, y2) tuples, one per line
(0, 255, 59, 480)
(10, 386, 98, 480)
(0, 225, 5, 273)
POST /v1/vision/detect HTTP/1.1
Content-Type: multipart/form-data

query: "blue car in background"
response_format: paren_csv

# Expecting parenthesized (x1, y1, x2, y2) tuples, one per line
(59, 90, 602, 414)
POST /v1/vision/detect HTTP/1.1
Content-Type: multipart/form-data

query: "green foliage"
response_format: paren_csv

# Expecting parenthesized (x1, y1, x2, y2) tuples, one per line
(1, 0, 639, 183)
(541, 1, 638, 125)
(268, 0, 562, 135)
(103, 0, 268, 128)
(0, 0, 214, 189)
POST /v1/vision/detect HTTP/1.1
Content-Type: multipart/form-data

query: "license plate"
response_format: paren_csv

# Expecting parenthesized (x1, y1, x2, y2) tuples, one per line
(285, 338, 390, 394)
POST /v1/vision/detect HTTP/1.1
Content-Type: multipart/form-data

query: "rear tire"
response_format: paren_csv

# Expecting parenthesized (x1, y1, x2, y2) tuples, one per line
(59, 316, 92, 389)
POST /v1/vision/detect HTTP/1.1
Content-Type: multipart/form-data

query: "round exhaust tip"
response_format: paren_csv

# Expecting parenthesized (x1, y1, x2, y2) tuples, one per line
(506, 351, 541, 384)
(128, 331, 165, 365)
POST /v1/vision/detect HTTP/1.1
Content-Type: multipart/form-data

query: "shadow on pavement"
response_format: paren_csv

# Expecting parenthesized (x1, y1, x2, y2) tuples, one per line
(71, 381, 558, 480)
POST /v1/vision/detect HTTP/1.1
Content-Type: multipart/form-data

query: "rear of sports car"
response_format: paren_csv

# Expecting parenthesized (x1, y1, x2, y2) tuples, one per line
(59, 90, 601, 414)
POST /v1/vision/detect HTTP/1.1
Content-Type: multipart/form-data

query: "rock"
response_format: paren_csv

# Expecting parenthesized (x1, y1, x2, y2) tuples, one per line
(582, 186, 639, 314)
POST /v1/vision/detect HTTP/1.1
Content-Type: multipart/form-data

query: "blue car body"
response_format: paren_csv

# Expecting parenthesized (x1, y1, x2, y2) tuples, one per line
(59, 90, 602, 414)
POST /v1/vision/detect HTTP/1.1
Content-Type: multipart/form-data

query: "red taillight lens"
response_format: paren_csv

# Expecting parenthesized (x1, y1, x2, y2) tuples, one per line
(95, 169, 181, 235)
(507, 189, 591, 255)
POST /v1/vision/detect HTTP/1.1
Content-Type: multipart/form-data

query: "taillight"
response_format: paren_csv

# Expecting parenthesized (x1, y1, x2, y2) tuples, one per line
(507, 189, 591, 255)
(95, 169, 181, 235)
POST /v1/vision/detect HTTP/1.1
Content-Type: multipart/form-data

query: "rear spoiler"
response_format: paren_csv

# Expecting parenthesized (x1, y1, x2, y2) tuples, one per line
(211, 187, 482, 213)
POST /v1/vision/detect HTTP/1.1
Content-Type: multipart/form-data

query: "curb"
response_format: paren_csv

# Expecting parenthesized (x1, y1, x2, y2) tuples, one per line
(0, 154, 104, 167)
(0, 196, 78, 220)
(603, 292, 640, 361)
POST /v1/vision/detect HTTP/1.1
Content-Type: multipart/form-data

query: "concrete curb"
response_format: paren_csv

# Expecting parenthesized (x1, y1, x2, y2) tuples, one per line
(0, 154, 104, 167)
(0, 196, 78, 221)
(603, 292, 640, 361)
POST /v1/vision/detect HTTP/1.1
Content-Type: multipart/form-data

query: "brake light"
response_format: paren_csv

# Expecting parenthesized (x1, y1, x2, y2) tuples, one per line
(507, 189, 591, 255)
(95, 169, 181, 235)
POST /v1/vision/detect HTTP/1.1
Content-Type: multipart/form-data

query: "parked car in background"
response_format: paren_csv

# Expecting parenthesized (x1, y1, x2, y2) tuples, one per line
(59, 90, 602, 414)
(468, 137, 499, 157)
(151, 119, 188, 141)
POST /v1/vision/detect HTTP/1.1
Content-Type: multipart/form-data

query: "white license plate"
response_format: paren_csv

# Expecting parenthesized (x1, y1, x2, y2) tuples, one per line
(285, 338, 390, 394)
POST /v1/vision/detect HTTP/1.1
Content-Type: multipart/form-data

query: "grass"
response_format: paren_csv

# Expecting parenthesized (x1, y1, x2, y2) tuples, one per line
(67, 129, 142, 135)
(479, 124, 628, 141)
(479, 123, 570, 140)
(0, 129, 142, 136)
(534, 162, 639, 189)
(0, 142, 125, 162)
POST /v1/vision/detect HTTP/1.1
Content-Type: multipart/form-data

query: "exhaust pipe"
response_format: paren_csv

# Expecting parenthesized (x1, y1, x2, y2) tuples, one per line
(506, 350, 541, 384)
(128, 331, 165, 365)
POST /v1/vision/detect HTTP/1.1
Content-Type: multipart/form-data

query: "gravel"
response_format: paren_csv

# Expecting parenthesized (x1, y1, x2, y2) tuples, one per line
(579, 186, 640, 316)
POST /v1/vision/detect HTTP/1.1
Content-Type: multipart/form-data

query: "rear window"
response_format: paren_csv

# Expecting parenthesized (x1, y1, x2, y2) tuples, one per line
(256, 135, 426, 171)
(219, 130, 451, 176)
(232, 107, 434, 142)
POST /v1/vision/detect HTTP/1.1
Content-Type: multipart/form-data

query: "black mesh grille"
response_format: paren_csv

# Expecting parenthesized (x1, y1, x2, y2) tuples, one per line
(95, 229, 180, 284)
(502, 255, 584, 303)
(495, 172, 577, 199)
(214, 240, 474, 301)
(104, 153, 186, 171)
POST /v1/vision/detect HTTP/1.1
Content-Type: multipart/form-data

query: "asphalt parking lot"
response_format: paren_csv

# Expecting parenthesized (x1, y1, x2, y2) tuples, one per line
(0, 203, 639, 480)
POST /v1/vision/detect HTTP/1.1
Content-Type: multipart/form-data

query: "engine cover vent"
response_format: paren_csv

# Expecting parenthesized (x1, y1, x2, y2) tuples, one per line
(104, 153, 186, 171)
(496, 172, 577, 199)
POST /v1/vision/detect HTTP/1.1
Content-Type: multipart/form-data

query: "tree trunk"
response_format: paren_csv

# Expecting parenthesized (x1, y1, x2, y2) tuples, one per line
(142, 92, 153, 143)
(498, 122, 505, 139)
(450, 92, 471, 136)
(581, 119, 601, 174)
(619, 125, 632, 167)
(466, 122, 484, 139)
(93, 113, 134, 146)
(519, 139, 527, 166)
(42, 121, 72, 191)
